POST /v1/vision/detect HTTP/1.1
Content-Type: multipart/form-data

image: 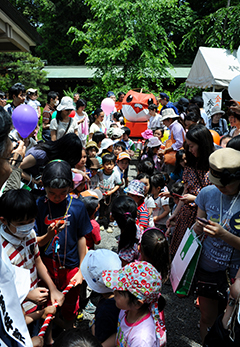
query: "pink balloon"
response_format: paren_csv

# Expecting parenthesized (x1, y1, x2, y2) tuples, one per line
(12, 104, 38, 138)
(101, 98, 115, 116)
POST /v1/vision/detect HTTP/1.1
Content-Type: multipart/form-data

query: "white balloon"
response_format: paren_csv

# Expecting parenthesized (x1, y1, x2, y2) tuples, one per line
(237, 46, 240, 65)
(228, 74, 240, 101)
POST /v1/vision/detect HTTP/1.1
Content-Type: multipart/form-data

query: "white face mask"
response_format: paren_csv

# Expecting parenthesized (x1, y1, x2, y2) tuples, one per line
(54, 100, 59, 106)
(10, 221, 35, 239)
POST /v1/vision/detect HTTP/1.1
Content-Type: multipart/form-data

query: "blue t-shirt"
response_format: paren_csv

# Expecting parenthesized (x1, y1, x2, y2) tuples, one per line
(35, 195, 92, 268)
(195, 185, 240, 278)
(160, 101, 179, 115)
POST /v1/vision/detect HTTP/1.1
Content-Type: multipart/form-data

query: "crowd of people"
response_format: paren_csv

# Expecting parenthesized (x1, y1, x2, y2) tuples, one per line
(1, 83, 240, 347)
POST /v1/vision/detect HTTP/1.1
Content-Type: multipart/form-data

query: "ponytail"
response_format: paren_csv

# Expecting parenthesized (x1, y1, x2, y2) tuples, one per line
(141, 228, 171, 283)
(111, 196, 138, 252)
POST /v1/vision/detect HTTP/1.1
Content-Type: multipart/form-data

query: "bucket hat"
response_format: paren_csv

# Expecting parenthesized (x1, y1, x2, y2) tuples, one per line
(56, 96, 74, 111)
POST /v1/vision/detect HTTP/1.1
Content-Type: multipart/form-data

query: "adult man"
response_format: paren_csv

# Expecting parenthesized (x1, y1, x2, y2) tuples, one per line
(42, 91, 59, 141)
(4, 83, 26, 116)
(159, 92, 179, 115)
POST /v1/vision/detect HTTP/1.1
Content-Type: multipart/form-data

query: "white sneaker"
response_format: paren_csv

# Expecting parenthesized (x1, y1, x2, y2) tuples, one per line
(106, 227, 113, 233)
(100, 226, 104, 231)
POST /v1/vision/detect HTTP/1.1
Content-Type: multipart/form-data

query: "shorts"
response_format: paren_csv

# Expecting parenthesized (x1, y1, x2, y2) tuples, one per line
(42, 257, 80, 321)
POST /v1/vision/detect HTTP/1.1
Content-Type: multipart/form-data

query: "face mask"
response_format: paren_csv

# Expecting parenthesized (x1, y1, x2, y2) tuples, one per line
(54, 100, 59, 106)
(10, 221, 35, 239)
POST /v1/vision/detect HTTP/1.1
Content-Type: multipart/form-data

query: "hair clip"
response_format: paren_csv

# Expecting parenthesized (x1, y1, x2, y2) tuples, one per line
(124, 212, 131, 220)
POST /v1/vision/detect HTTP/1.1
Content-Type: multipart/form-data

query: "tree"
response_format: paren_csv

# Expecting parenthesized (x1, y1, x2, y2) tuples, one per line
(9, 0, 91, 65)
(181, 1, 240, 52)
(0, 52, 49, 103)
(69, 0, 195, 92)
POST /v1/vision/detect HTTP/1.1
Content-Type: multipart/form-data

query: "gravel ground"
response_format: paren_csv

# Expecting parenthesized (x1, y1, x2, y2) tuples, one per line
(80, 162, 202, 346)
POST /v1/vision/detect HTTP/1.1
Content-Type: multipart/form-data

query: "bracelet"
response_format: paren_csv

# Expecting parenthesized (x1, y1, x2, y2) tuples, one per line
(228, 297, 236, 307)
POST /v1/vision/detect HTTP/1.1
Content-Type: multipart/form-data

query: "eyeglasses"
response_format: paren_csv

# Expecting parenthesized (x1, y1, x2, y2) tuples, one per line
(2, 153, 23, 165)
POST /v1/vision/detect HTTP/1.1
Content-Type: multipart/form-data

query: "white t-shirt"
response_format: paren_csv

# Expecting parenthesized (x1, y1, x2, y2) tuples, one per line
(116, 310, 159, 347)
(145, 195, 156, 227)
(74, 111, 88, 144)
(50, 117, 78, 139)
(99, 168, 122, 193)
(89, 122, 106, 135)
(148, 114, 163, 129)
(152, 196, 170, 226)
(26, 99, 40, 114)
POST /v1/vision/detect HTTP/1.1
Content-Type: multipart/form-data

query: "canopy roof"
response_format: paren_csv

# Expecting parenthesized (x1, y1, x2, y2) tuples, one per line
(186, 47, 240, 89)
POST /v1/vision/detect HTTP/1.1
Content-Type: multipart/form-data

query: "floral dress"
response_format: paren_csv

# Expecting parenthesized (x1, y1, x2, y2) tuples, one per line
(170, 166, 210, 257)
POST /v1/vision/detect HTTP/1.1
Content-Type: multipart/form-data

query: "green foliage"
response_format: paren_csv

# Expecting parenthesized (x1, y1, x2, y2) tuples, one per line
(0, 52, 49, 103)
(181, 3, 240, 51)
(69, 0, 195, 91)
(162, 82, 209, 103)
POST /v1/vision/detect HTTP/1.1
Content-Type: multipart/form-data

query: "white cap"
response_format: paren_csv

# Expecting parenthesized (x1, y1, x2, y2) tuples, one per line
(81, 249, 122, 293)
(56, 96, 74, 111)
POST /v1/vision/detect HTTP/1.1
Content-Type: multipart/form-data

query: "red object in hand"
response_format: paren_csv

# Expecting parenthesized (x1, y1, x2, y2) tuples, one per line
(69, 110, 75, 118)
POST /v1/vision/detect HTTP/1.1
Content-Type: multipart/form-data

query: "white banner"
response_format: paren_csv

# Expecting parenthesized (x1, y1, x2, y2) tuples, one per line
(202, 92, 222, 118)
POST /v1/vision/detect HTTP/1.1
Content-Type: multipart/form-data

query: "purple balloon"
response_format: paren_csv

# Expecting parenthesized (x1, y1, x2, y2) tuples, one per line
(12, 104, 38, 138)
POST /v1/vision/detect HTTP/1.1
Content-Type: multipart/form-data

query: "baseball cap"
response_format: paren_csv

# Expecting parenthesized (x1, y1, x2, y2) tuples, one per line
(117, 152, 130, 161)
(80, 189, 103, 201)
(160, 92, 169, 101)
(81, 249, 122, 293)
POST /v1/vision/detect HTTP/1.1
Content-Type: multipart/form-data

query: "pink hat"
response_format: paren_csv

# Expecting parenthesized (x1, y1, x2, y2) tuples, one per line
(141, 129, 153, 139)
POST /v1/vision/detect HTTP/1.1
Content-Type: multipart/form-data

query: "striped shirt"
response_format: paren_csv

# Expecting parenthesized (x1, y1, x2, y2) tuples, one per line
(0, 226, 40, 313)
(137, 202, 150, 230)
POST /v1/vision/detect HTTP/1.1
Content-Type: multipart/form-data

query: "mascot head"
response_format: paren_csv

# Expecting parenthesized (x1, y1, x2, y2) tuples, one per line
(122, 90, 157, 122)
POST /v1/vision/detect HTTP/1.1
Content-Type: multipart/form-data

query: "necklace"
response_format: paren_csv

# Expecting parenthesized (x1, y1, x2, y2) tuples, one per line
(47, 196, 73, 271)
(220, 192, 240, 228)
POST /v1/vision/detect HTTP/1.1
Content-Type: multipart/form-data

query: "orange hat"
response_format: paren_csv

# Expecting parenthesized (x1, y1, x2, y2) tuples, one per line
(117, 151, 130, 161)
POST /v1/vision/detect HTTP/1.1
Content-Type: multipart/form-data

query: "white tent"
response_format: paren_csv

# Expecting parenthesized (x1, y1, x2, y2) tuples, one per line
(186, 46, 240, 89)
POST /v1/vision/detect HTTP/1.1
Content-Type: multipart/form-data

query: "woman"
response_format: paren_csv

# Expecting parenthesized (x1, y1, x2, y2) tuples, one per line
(230, 112, 240, 137)
(50, 96, 78, 140)
(184, 112, 204, 130)
(89, 108, 106, 140)
(194, 148, 240, 343)
(20, 133, 82, 184)
(167, 124, 214, 257)
(208, 106, 228, 136)
(75, 98, 88, 147)
(160, 108, 185, 174)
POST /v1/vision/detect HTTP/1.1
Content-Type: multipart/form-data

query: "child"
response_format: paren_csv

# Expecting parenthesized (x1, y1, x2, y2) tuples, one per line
(99, 138, 114, 158)
(86, 140, 99, 159)
(121, 126, 135, 157)
(137, 158, 155, 176)
(111, 195, 142, 266)
(35, 160, 92, 330)
(148, 104, 163, 129)
(80, 191, 101, 250)
(153, 127, 164, 142)
(80, 249, 122, 343)
(124, 179, 150, 230)
(220, 134, 232, 148)
(92, 131, 106, 150)
(141, 136, 162, 172)
(116, 152, 130, 189)
(89, 158, 102, 190)
(151, 174, 170, 232)
(170, 149, 186, 182)
(25, 88, 41, 119)
(75, 148, 90, 172)
(0, 189, 64, 320)
(114, 141, 126, 158)
(98, 153, 122, 232)
(165, 181, 184, 240)
(137, 173, 155, 227)
(102, 261, 166, 347)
